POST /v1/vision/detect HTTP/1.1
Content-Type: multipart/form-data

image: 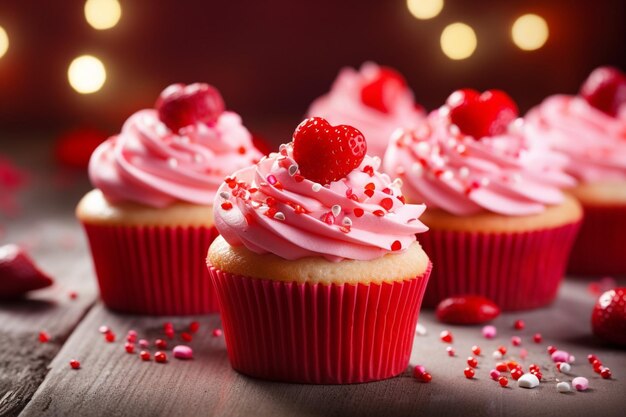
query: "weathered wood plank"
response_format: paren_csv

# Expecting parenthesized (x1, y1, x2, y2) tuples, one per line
(20, 279, 626, 417)
(1, 141, 98, 416)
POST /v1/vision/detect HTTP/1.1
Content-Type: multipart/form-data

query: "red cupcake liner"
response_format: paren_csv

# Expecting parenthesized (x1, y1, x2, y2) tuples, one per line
(82, 223, 219, 315)
(208, 263, 432, 384)
(418, 222, 581, 311)
(568, 204, 626, 276)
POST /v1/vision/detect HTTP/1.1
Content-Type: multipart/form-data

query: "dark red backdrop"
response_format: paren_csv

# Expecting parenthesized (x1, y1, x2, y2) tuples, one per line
(0, 0, 625, 143)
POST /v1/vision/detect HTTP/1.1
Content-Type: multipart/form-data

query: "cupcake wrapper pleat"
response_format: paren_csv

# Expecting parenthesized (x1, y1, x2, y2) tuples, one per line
(568, 204, 626, 276)
(208, 264, 432, 384)
(82, 223, 220, 315)
(419, 222, 581, 311)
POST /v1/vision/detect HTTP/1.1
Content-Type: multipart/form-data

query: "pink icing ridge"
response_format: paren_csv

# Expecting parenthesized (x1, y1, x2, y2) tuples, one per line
(525, 95, 626, 183)
(307, 62, 425, 159)
(89, 109, 262, 208)
(382, 109, 576, 216)
(213, 143, 428, 262)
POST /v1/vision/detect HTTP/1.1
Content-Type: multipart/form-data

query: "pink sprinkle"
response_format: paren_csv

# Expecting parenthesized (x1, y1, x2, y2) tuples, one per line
(127, 330, 137, 343)
(212, 329, 223, 337)
(572, 376, 589, 391)
(139, 339, 149, 348)
(414, 365, 426, 375)
(490, 369, 501, 380)
(446, 346, 455, 357)
(98, 326, 109, 334)
(267, 175, 277, 185)
(173, 345, 193, 360)
(519, 348, 528, 360)
(551, 350, 570, 363)
(482, 325, 497, 339)
(511, 336, 522, 346)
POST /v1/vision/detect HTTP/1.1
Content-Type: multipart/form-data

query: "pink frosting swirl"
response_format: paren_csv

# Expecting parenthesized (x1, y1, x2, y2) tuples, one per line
(307, 62, 425, 158)
(89, 109, 262, 208)
(213, 143, 428, 262)
(525, 95, 626, 183)
(383, 108, 576, 216)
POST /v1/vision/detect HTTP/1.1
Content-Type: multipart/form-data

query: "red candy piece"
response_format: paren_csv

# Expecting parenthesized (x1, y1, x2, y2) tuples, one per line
(447, 89, 518, 140)
(156, 83, 225, 132)
(435, 295, 500, 325)
(510, 368, 523, 380)
(592, 288, 626, 346)
(464, 367, 475, 379)
(155, 351, 167, 363)
(360, 67, 408, 113)
(580, 66, 626, 117)
(440, 330, 453, 343)
(498, 376, 508, 387)
(0, 244, 54, 299)
(104, 332, 115, 343)
(69, 359, 80, 370)
(155, 339, 167, 349)
(38, 331, 50, 343)
(600, 367, 612, 379)
(471, 345, 481, 356)
(467, 357, 478, 368)
(189, 321, 200, 333)
(292, 117, 367, 185)
(140, 351, 151, 361)
(421, 372, 432, 383)
(54, 128, 108, 169)
(513, 319, 525, 330)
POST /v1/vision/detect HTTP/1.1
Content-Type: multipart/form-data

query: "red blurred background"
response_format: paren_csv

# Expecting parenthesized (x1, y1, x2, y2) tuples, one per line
(0, 0, 625, 144)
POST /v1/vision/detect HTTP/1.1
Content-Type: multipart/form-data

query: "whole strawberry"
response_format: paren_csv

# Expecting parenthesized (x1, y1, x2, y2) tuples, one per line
(592, 287, 626, 346)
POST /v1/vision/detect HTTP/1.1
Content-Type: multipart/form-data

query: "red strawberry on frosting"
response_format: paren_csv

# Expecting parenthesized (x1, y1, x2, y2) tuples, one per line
(580, 66, 626, 117)
(447, 89, 519, 140)
(156, 83, 225, 132)
(292, 117, 367, 185)
(0, 244, 54, 299)
(360, 67, 408, 113)
(436, 295, 501, 325)
(592, 287, 626, 346)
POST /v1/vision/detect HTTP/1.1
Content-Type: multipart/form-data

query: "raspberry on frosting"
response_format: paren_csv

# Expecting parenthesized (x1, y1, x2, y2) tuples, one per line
(307, 62, 425, 158)
(383, 90, 576, 216)
(89, 83, 263, 208)
(213, 118, 428, 262)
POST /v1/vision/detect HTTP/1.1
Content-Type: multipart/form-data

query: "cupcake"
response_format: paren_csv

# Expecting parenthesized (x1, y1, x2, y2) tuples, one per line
(307, 62, 425, 158)
(77, 83, 263, 315)
(207, 117, 431, 384)
(384, 89, 583, 311)
(525, 67, 626, 276)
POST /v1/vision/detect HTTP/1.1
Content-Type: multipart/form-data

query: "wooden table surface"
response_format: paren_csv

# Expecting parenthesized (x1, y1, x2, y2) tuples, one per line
(1, 141, 625, 417)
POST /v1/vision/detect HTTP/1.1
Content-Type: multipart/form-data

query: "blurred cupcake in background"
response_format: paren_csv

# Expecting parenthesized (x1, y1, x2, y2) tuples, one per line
(525, 66, 626, 276)
(207, 117, 431, 383)
(307, 62, 425, 158)
(384, 89, 583, 311)
(77, 83, 263, 315)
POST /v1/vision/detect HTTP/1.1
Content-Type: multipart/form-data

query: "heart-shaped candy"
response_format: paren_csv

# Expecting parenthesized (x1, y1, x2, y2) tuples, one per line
(156, 83, 225, 132)
(447, 89, 518, 139)
(292, 117, 367, 185)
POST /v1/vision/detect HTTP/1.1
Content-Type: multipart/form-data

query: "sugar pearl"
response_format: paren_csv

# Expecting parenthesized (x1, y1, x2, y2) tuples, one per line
(482, 325, 497, 339)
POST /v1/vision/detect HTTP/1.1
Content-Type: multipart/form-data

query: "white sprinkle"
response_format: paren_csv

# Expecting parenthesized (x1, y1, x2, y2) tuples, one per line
(456, 144, 466, 154)
(511, 174, 522, 183)
(411, 163, 423, 175)
(259, 155, 268, 163)
(568, 355, 576, 364)
(312, 183, 322, 192)
(439, 106, 450, 117)
(331, 205, 341, 217)
(492, 350, 503, 360)
(193, 154, 203, 163)
(557, 382, 571, 393)
(219, 191, 231, 200)
(372, 156, 381, 168)
(449, 124, 460, 136)
(156, 124, 168, 136)
(440, 170, 454, 181)
(508, 118, 524, 134)
(395, 167, 405, 176)
(415, 323, 427, 336)
(392, 178, 403, 188)
(459, 167, 470, 178)
(415, 142, 430, 157)
(446, 138, 458, 148)
(257, 205, 269, 214)
(167, 158, 178, 168)
(557, 362, 571, 373)
(342, 217, 352, 227)
(273, 212, 286, 221)
(288, 164, 298, 176)
(480, 177, 490, 187)
(517, 373, 540, 389)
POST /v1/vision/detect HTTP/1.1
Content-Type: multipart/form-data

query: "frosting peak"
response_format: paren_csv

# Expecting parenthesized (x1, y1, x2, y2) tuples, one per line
(89, 109, 262, 208)
(214, 142, 428, 262)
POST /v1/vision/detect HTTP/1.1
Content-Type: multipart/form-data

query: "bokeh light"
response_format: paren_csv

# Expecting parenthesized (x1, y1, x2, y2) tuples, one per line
(68, 55, 107, 94)
(440, 23, 477, 60)
(511, 14, 549, 51)
(407, 0, 444, 20)
(0, 26, 9, 59)
(84, 0, 122, 30)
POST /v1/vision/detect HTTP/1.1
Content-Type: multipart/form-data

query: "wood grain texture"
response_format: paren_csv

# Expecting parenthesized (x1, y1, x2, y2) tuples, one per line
(0, 141, 97, 416)
(20, 279, 626, 417)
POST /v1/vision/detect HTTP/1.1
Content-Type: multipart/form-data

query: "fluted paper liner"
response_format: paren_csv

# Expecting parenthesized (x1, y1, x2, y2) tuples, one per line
(419, 222, 580, 311)
(82, 223, 219, 315)
(568, 204, 626, 276)
(208, 263, 432, 384)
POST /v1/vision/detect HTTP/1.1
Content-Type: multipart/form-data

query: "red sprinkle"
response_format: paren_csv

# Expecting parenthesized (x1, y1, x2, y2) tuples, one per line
(513, 319, 525, 330)
(421, 372, 432, 383)
(189, 321, 200, 333)
(238, 146, 246, 155)
(533, 333, 542, 343)
(353, 208, 364, 217)
(364, 189, 374, 198)
(464, 367, 475, 379)
(593, 360, 603, 373)
(140, 351, 151, 361)
(510, 369, 523, 380)
(587, 354, 598, 364)
(68, 291, 78, 300)
(155, 351, 167, 363)
(471, 345, 481, 356)
(496, 362, 508, 372)
(373, 209, 385, 217)
(105, 332, 116, 343)
(440, 330, 453, 343)
(69, 359, 80, 370)
(221, 201, 233, 210)
(181, 332, 193, 342)
(497, 346, 507, 355)
(212, 328, 223, 337)
(391, 240, 402, 251)
(507, 361, 520, 371)
(39, 331, 50, 343)
(600, 367, 612, 379)
(446, 346, 455, 357)
(467, 357, 478, 368)
(380, 198, 393, 211)
(165, 328, 175, 339)
(125, 343, 135, 354)
(511, 336, 521, 346)
(498, 376, 508, 387)
(547, 345, 557, 355)
(362, 166, 374, 177)
(155, 339, 167, 349)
